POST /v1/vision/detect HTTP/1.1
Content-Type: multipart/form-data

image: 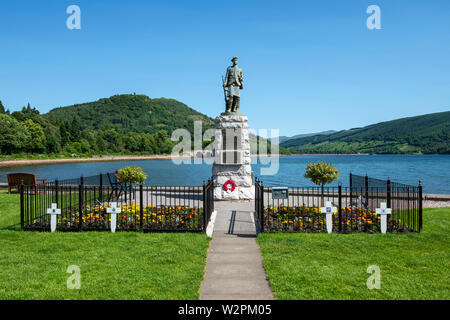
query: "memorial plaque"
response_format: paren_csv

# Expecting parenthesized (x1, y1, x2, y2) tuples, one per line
(272, 187, 289, 200)
(218, 128, 243, 165)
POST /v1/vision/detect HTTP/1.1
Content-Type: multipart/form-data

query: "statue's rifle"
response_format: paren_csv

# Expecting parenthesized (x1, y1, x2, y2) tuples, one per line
(222, 75, 229, 107)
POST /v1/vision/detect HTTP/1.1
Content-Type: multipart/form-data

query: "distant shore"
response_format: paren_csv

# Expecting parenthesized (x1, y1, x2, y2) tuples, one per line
(290, 153, 371, 156)
(0, 154, 286, 168)
(1, 153, 446, 168)
(0, 155, 186, 167)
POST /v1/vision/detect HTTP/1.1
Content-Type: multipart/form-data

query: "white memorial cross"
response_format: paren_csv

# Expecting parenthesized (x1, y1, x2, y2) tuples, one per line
(321, 201, 337, 233)
(46, 203, 61, 232)
(106, 202, 121, 233)
(376, 202, 392, 234)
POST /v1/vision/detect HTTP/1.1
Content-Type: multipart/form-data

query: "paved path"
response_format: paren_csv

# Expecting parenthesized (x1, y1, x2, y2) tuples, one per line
(200, 201, 274, 300)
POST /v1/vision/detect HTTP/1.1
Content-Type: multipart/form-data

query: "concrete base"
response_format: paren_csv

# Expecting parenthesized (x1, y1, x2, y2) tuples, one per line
(214, 186, 255, 200)
(212, 114, 254, 200)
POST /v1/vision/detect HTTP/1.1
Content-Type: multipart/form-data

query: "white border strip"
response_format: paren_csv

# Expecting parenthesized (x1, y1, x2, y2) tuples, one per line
(206, 210, 217, 238)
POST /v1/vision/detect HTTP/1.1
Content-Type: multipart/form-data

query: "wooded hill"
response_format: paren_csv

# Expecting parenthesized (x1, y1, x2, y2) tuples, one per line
(275, 130, 336, 144)
(45, 94, 215, 135)
(280, 111, 450, 154)
(0, 94, 288, 157)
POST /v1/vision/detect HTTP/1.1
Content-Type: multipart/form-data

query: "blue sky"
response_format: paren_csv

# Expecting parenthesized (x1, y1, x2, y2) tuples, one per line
(1, 0, 449, 136)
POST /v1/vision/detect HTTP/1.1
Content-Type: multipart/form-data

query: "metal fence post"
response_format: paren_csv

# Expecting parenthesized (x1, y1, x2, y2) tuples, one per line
(418, 181, 423, 232)
(78, 184, 83, 231)
(80, 175, 85, 218)
(349, 173, 353, 207)
(258, 179, 261, 229)
(387, 179, 391, 208)
(55, 179, 59, 207)
(256, 179, 259, 230)
(210, 179, 213, 222)
(255, 178, 258, 214)
(99, 173, 103, 204)
(338, 185, 342, 232)
(365, 175, 369, 208)
(211, 179, 214, 213)
(202, 180, 206, 230)
(260, 181, 264, 233)
(20, 185, 24, 231)
(139, 184, 144, 231)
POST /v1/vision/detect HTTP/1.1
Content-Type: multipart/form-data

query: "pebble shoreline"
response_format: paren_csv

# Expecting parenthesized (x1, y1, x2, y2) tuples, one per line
(0, 154, 282, 167)
(423, 200, 450, 208)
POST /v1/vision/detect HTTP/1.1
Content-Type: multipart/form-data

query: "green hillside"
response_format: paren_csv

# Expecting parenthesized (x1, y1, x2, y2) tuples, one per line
(1, 94, 288, 158)
(276, 130, 336, 144)
(45, 94, 214, 135)
(280, 111, 450, 154)
(250, 134, 290, 155)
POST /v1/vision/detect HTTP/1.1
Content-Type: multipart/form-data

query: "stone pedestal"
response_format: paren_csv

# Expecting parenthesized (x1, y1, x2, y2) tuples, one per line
(212, 113, 255, 200)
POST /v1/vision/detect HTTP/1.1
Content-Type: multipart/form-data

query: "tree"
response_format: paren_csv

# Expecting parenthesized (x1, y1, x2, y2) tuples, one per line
(81, 129, 96, 146)
(45, 135, 61, 154)
(59, 121, 70, 146)
(22, 103, 39, 115)
(0, 114, 29, 154)
(96, 134, 106, 153)
(122, 132, 140, 152)
(70, 116, 81, 142)
(100, 128, 121, 152)
(0, 100, 5, 114)
(79, 139, 91, 154)
(304, 161, 339, 206)
(155, 129, 173, 154)
(21, 119, 45, 153)
(146, 133, 158, 154)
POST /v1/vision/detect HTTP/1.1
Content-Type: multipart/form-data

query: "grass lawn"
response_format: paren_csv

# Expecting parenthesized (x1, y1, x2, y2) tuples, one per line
(0, 190, 210, 299)
(258, 207, 450, 300)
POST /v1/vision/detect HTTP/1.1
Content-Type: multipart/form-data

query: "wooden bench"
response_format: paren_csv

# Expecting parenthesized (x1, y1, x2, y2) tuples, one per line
(7, 173, 47, 194)
(107, 172, 132, 201)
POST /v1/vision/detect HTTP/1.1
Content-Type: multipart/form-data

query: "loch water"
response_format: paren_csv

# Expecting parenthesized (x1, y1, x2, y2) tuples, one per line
(0, 155, 449, 194)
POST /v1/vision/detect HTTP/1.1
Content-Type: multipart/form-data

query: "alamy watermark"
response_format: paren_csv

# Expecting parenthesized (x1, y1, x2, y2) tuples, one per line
(366, 5, 381, 30)
(366, 265, 381, 289)
(66, 5, 81, 30)
(67, 265, 81, 289)
(170, 121, 280, 176)
(66, 5, 379, 31)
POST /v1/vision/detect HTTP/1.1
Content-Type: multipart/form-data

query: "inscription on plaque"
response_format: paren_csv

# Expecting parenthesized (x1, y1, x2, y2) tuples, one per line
(219, 128, 242, 165)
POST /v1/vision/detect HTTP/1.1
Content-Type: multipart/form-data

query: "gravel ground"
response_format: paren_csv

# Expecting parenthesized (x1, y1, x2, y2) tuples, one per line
(423, 200, 450, 208)
(423, 194, 450, 208)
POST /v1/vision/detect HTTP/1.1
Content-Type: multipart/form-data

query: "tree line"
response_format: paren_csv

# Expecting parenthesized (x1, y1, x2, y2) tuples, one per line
(0, 100, 175, 157)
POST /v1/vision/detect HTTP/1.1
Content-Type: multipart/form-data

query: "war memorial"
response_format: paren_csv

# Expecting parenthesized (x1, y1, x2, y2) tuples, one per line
(0, 2, 448, 306)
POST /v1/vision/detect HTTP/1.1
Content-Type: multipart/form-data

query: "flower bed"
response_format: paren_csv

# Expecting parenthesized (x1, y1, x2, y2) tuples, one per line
(264, 205, 402, 233)
(25, 203, 204, 231)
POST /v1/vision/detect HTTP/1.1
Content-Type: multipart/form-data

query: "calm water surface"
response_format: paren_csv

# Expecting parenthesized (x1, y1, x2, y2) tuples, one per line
(0, 155, 449, 194)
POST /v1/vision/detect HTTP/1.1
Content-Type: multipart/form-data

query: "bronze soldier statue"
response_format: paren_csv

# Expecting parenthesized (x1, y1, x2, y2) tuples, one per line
(223, 56, 243, 113)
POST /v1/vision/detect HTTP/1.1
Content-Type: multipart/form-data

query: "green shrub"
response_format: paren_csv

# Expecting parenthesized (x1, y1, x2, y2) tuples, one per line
(304, 161, 339, 186)
(304, 161, 339, 206)
(117, 166, 147, 185)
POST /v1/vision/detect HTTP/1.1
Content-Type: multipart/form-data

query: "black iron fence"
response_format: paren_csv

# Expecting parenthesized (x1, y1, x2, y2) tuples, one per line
(50, 172, 115, 186)
(21, 174, 215, 233)
(255, 177, 422, 234)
